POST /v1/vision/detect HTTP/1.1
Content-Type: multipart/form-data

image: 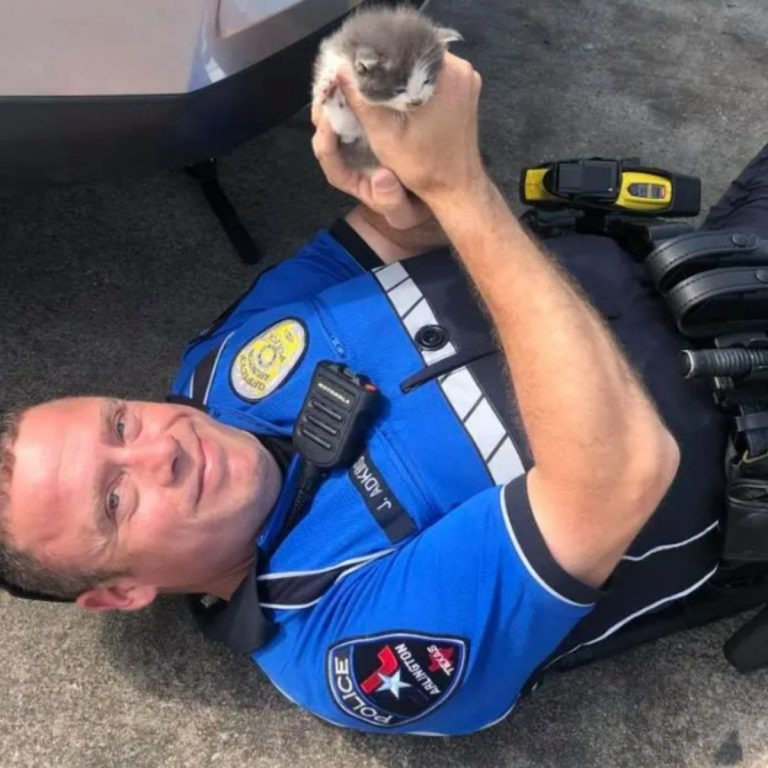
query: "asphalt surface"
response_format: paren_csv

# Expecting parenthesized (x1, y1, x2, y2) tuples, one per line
(2, 1, 768, 766)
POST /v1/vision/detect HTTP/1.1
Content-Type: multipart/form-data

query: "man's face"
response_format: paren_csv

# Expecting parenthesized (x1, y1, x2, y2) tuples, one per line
(5, 397, 281, 606)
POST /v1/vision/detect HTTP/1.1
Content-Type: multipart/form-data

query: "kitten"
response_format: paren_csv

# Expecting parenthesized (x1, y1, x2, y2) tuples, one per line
(313, 6, 462, 173)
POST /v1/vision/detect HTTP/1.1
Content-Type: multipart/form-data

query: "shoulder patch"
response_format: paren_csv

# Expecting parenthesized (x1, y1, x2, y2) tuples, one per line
(230, 319, 307, 401)
(327, 631, 468, 729)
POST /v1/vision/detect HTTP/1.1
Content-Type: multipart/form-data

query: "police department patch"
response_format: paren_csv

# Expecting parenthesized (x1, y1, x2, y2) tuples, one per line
(327, 632, 468, 728)
(231, 319, 306, 401)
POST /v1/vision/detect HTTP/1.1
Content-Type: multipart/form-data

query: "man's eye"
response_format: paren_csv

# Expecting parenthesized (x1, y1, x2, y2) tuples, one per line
(115, 413, 126, 442)
(107, 488, 121, 519)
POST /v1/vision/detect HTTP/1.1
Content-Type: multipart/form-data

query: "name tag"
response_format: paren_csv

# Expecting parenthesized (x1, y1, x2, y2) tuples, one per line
(349, 452, 415, 543)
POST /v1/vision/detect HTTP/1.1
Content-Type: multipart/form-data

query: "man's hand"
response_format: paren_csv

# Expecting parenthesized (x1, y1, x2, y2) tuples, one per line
(337, 53, 486, 207)
(311, 103, 432, 230)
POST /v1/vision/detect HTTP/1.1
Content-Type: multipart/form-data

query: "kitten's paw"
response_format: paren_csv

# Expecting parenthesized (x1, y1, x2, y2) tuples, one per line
(324, 98, 364, 142)
(315, 80, 338, 105)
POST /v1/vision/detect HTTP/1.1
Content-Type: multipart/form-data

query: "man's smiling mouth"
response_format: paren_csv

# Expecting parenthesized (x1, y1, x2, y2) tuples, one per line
(194, 426, 206, 507)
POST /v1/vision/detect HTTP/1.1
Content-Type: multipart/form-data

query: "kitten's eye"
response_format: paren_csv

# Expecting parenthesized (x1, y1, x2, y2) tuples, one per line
(395, 87, 407, 95)
(355, 62, 369, 75)
(423, 77, 434, 87)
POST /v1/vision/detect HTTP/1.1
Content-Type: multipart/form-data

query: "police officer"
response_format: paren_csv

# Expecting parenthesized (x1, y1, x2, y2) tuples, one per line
(0, 54, 741, 734)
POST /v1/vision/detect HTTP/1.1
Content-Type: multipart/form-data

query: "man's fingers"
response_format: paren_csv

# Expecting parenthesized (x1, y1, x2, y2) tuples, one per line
(434, 53, 480, 101)
(370, 169, 433, 230)
(310, 118, 337, 163)
(311, 107, 378, 209)
(471, 71, 483, 110)
(337, 68, 392, 133)
(311, 101, 322, 128)
(437, 53, 471, 85)
(311, 121, 358, 195)
(370, 169, 406, 209)
(336, 67, 366, 115)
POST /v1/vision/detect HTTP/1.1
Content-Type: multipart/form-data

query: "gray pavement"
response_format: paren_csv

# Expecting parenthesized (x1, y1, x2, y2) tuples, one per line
(2, 0, 768, 765)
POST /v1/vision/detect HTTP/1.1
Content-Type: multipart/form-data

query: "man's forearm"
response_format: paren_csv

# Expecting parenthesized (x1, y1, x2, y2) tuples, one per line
(428, 180, 672, 497)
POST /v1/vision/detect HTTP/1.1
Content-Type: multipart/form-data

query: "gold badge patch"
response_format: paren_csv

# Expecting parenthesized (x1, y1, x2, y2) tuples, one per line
(231, 319, 307, 401)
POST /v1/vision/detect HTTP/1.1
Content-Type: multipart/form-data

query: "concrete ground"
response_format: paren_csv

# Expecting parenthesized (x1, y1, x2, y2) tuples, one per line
(2, 0, 768, 765)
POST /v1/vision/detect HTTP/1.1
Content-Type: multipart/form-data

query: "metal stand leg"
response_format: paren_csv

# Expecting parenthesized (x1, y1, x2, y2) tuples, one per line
(186, 158, 261, 265)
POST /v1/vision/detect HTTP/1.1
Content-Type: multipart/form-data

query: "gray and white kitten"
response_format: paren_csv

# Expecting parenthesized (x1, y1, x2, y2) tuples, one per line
(313, 6, 462, 173)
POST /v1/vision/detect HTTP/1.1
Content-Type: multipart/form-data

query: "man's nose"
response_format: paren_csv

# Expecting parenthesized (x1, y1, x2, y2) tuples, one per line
(124, 435, 180, 486)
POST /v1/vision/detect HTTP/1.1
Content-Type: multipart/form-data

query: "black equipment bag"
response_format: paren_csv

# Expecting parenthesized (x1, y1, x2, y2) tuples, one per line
(644, 230, 768, 673)
(528, 228, 768, 693)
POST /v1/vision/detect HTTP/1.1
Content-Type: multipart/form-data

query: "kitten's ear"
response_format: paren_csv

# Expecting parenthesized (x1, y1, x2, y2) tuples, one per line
(437, 27, 464, 46)
(354, 45, 382, 74)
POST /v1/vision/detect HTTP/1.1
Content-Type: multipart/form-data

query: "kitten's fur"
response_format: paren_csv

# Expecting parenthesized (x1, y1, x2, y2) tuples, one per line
(313, 7, 462, 172)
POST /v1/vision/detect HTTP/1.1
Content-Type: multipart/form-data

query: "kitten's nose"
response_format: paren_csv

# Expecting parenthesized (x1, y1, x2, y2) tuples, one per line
(408, 98, 424, 108)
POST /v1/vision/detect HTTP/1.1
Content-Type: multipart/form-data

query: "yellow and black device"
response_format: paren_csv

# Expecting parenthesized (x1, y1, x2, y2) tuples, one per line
(520, 158, 701, 218)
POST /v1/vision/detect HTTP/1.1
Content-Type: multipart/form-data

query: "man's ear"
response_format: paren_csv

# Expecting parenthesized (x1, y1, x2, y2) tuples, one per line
(76, 581, 158, 613)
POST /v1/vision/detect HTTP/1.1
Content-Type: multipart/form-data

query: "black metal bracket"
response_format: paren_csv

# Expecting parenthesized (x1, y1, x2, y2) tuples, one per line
(186, 158, 261, 265)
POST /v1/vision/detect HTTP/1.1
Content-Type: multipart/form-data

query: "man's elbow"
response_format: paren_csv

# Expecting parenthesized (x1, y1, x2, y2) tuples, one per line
(624, 424, 681, 516)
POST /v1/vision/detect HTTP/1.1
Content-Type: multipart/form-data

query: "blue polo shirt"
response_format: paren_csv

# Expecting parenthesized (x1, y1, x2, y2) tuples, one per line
(173, 221, 724, 734)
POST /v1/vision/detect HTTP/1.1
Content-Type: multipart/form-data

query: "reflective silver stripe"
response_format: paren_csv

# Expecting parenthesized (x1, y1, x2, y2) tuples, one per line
(374, 263, 455, 365)
(375, 262, 524, 485)
(487, 437, 524, 485)
(441, 368, 523, 485)
(440, 368, 481, 419)
(465, 398, 506, 459)
(388, 278, 423, 317)
(375, 261, 408, 291)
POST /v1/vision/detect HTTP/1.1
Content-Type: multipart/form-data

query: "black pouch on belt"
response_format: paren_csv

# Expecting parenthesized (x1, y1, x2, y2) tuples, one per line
(643, 230, 768, 338)
(664, 266, 768, 339)
(724, 417, 768, 562)
(646, 230, 768, 291)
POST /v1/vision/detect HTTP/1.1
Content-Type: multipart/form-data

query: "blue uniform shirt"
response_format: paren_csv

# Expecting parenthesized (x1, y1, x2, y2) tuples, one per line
(171, 221, 724, 735)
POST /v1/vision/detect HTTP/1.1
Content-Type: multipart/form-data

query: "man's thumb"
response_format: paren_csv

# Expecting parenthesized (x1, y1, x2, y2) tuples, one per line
(337, 68, 377, 125)
(373, 170, 400, 195)
(371, 169, 423, 229)
(371, 169, 404, 205)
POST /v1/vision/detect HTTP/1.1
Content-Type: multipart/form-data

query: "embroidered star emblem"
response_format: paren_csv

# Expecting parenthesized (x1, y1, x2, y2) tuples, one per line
(376, 669, 412, 700)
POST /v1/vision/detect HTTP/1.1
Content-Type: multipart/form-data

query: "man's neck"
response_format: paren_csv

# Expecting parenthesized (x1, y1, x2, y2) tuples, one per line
(189, 553, 256, 601)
